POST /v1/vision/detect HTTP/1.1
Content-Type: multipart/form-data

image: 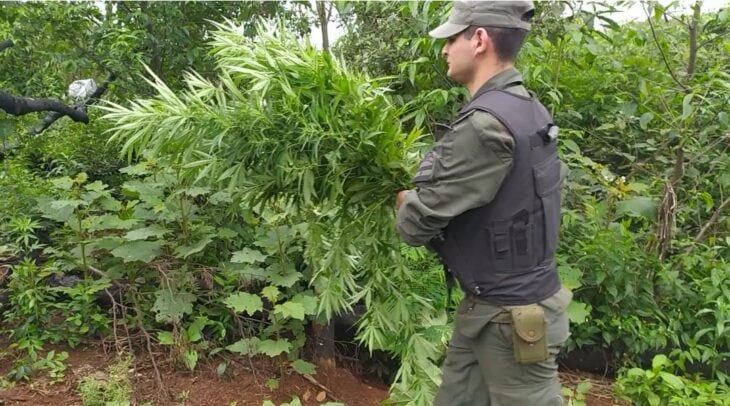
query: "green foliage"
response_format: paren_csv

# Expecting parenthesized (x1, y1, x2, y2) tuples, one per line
(616, 354, 730, 405)
(77, 356, 133, 406)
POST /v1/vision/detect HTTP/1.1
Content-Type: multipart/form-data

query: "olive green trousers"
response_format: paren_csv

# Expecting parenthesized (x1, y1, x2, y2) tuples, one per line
(434, 287, 572, 406)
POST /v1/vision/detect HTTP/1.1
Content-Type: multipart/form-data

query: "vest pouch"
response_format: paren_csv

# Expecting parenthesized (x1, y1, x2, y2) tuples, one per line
(490, 228, 512, 270)
(510, 304, 548, 364)
(510, 220, 533, 269)
(533, 158, 562, 258)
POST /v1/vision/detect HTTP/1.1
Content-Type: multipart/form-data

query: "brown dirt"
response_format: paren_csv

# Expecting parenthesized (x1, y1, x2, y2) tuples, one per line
(0, 338, 628, 406)
(560, 368, 630, 406)
(0, 339, 388, 406)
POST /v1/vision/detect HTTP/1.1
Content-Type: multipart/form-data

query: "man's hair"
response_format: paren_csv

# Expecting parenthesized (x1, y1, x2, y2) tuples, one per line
(462, 26, 529, 62)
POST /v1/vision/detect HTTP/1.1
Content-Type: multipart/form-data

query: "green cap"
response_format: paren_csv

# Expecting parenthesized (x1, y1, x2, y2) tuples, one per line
(429, 1, 534, 38)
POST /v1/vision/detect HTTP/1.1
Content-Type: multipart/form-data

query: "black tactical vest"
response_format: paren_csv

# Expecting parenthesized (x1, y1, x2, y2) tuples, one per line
(429, 89, 562, 305)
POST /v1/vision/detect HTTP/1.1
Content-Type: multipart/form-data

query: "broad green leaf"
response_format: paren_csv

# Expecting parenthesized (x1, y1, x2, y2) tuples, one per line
(209, 191, 232, 205)
(187, 317, 208, 342)
(681, 93, 694, 120)
(230, 247, 267, 264)
(124, 225, 169, 241)
(290, 293, 318, 315)
(274, 301, 306, 320)
(217, 228, 237, 239)
(227, 337, 260, 356)
(86, 215, 139, 231)
(111, 240, 164, 263)
(174, 236, 213, 258)
(616, 197, 657, 219)
(291, 359, 316, 375)
(652, 354, 671, 370)
(37, 198, 84, 222)
(659, 372, 684, 390)
(639, 112, 653, 131)
(182, 186, 210, 197)
(261, 286, 280, 303)
(223, 292, 263, 315)
(558, 266, 583, 290)
(258, 339, 291, 357)
(152, 290, 195, 324)
(50, 177, 74, 190)
(158, 331, 175, 345)
(268, 270, 301, 288)
(568, 301, 590, 324)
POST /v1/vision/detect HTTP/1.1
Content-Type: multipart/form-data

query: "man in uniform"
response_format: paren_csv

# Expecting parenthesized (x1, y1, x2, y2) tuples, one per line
(395, 1, 572, 405)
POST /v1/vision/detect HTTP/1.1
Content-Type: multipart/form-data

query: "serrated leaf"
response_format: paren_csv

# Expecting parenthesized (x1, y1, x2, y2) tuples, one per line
(558, 266, 583, 290)
(124, 225, 169, 241)
(568, 301, 590, 324)
(291, 294, 318, 315)
(209, 191, 232, 205)
(217, 228, 237, 239)
(182, 186, 210, 197)
(230, 248, 267, 264)
(111, 240, 164, 263)
(152, 290, 195, 324)
(174, 235, 213, 258)
(291, 359, 316, 375)
(37, 198, 83, 222)
(223, 292, 263, 315)
(268, 271, 301, 288)
(274, 301, 306, 320)
(258, 339, 291, 357)
(158, 331, 175, 345)
(227, 337, 260, 355)
(51, 177, 74, 190)
(261, 286, 281, 303)
(86, 215, 139, 231)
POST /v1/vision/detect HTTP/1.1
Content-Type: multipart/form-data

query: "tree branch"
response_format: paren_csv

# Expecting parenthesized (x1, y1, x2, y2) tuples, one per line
(27, 72, 117, 136)
(0, 90, 89, 122)
(686, 1, 702, 79)
(0, 39, 13, 53)
(642, 3, 690, 93)
(692, 195, 730, 244)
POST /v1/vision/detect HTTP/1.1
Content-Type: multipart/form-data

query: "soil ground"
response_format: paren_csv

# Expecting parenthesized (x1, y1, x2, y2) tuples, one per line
(0, 338, 627, 406)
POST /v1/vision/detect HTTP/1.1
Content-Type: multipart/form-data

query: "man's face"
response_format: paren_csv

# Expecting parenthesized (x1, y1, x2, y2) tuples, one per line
(442, 30, 478, 84)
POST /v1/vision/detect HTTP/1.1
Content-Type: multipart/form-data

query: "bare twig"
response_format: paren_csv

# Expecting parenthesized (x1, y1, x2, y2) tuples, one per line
(302, 374, 343, 403)
(692, 195, 730, 245)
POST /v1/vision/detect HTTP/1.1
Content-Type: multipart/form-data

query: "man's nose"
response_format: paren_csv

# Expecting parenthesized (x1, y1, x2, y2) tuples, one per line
(442, 44, 448, 58)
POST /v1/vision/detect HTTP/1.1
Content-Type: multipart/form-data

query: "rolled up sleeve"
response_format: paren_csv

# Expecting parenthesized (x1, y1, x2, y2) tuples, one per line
(396, 111, 515, 246)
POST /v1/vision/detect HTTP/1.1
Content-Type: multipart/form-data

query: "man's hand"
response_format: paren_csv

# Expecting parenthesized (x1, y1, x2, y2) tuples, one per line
(396, 190, 410, 210)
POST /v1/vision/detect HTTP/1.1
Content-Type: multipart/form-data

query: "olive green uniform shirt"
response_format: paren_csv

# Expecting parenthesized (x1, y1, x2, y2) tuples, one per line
(396, 68, 529, 246)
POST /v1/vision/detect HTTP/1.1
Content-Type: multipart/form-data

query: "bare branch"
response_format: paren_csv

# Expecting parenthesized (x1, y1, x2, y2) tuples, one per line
(0, 90, 89, 122)
(687, 1, 703, 79)
(28, 72, 117, 136)
(641, 3, 690, 93)
(693, 195, 730, 244)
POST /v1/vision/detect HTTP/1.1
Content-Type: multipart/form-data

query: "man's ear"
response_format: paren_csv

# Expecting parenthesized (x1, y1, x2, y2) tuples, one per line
(473, 27, 491, 55)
